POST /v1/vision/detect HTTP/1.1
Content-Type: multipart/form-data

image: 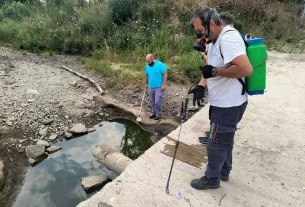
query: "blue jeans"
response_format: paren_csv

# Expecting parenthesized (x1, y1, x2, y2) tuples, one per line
(149, 88, 165, 117)
(205, 101, 248, 184)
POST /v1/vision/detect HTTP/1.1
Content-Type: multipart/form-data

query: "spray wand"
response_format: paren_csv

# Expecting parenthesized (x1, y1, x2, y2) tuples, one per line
(165, 96, 189, 194)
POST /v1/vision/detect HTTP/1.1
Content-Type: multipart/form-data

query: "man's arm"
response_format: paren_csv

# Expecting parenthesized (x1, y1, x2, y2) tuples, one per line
(161, 72, 167, 91)
(198, 76, 207, 87)
(216, 54, 253, 78)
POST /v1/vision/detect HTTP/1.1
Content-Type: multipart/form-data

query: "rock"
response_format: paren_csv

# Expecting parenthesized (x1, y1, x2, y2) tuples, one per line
(0, 161, 5, 189)
(83, 95, 94, 101)
(84, 110, 95, 118)
(62, 126, 69, 132)
(48, 100, 59, 105)
(26, 89, 40, 95)
(75, 101, 86, 109)
(69, 123, 87, 134)
(0, 126, 15, 135)
(64, 132, 73, 138)
(46, 146, 62, 153)
(28, 158, 36, 165)
(18, 146, 25, 153)
(27, 99, 35, 103)
(48, 134, 58, 141)
(64, 115, 69, 119)
(36, 140, 50, 147)
(87, 128, 96, 132)
(69, 81, 77, 87)
(6, 121, 13, 126)
(81, 173, 107, 190)
(39, 126, 48, 137)
(58, 103, 64, 108)
(42, 119, 54, 125)
(7, 117, 16, 122)
(25, 145, 45, 159)
(21, 103, 28, 107)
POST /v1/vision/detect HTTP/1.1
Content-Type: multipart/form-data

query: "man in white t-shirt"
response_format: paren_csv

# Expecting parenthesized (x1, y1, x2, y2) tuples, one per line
(190, 6, 253, 190)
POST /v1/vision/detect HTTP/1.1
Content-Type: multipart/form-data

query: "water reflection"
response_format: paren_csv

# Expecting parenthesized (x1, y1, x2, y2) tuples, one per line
(13, 120, 153, 207)
(113, 118, 154, 160)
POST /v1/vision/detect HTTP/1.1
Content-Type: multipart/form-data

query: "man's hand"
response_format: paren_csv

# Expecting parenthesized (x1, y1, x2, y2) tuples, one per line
(144, 84, 148, 89)
(199, 65, 215, 79)
(161, 85, 166, 91)
(188, 85, 205, 103)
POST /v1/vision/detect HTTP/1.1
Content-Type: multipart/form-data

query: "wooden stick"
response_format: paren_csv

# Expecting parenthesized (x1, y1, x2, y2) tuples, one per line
(61, 65, 104, 95)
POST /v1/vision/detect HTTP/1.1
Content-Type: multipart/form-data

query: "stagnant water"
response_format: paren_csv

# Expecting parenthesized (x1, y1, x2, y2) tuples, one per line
(13, 118, 154, 207)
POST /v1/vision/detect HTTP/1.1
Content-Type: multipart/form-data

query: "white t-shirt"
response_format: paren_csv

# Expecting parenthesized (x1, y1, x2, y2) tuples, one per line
(207, 25, 247, 107)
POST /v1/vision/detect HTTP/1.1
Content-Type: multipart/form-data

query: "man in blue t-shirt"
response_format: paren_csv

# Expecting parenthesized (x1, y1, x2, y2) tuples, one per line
(144, 54, 167, 120)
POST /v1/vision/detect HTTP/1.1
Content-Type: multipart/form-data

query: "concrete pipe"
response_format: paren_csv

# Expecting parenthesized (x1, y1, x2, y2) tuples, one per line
(92, 145, 133, 175)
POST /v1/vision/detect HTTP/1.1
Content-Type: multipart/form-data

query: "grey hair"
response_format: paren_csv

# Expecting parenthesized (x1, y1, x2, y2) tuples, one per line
(219, 12, 234, 25)
(193, 6, 222, 26)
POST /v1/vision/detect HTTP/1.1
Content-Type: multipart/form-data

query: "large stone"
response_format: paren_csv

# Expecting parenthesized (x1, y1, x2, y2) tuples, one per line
(75, 101, 86, 109)
(0, 126, 15, 136)
(28, 158, 36, 165)
(42, 119, 54, 125)
(87, 128, 96, 132)
(46, 146, 62, 153)
(69, 123, 87, 134)
(48, 134, 58, 141)
(0, 161, 5, 189)
(26, 145, 45, 159)
(39, 127, 48, 137)
(81, 173, 107, 191)
(84, 110, 95, 118)
(36, 140, 50, 147)
(64, 132, 73, 138)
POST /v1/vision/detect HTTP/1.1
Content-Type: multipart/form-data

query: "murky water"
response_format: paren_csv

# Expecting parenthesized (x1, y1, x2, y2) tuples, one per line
(13, 119, 153, 207)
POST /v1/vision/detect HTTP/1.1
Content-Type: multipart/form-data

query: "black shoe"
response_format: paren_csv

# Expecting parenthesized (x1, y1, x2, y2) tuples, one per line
(190, 176, 220, 190)
(198, 136, 208, 144)
(221, 175, 229, 181)
(149, 114, 156, 119)
(154, 116, 161, 120)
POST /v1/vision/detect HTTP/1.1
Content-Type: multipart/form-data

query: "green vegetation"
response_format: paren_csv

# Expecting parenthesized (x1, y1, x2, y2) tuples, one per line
(0, 0, 304, 88)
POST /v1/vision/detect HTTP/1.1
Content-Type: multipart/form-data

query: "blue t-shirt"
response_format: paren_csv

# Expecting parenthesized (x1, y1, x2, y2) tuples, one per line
(145, 60, 167, 89)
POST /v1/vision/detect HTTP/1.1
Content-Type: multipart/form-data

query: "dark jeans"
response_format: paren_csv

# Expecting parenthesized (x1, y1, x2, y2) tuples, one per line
(205, 101, 248, 184)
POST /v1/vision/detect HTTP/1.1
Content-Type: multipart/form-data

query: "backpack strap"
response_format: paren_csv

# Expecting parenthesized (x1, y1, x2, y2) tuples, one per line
(237, 78, 247, 95)
(219, 29, 235, 59)
(219, 29, 247, 95)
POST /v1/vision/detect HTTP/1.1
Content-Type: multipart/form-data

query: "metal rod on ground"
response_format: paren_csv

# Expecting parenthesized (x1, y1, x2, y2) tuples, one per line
(165, 97, 188, 194)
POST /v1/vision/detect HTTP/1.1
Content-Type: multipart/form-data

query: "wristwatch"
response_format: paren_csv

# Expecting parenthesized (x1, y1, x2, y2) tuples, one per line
(212, 67, 217, 77)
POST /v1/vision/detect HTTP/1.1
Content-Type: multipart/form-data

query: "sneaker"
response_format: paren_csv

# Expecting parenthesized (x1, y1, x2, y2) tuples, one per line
(190, 176, 220, 190)
(198, 136, 208, 144)
(149, 114, 156, 119)
(154, 116, 161, 120)
(221, 175, 229, 181)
